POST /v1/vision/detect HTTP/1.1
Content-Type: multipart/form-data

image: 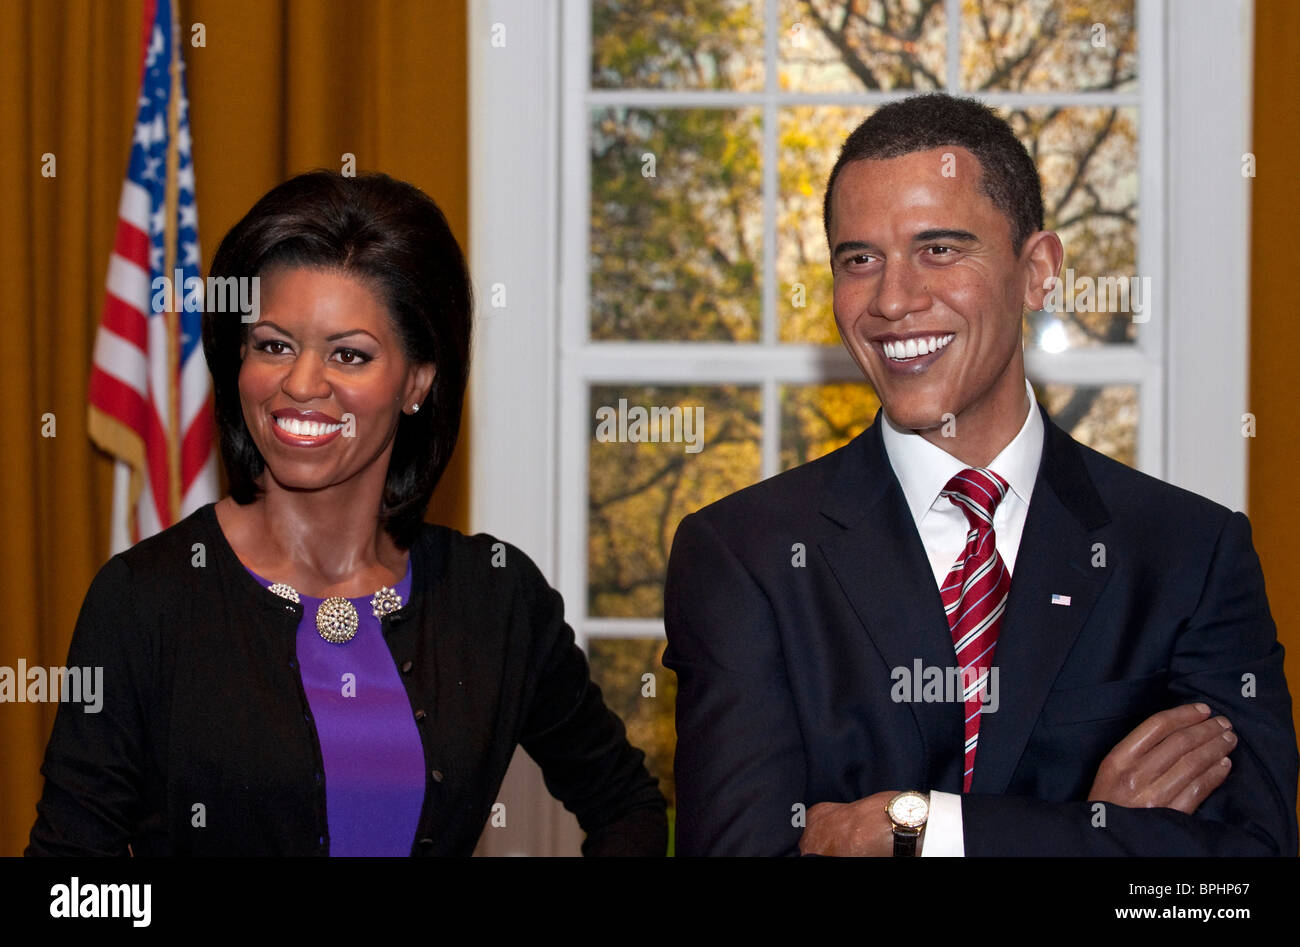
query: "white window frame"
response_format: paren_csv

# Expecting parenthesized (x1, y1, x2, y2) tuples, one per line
(470, 0, 1253, 654)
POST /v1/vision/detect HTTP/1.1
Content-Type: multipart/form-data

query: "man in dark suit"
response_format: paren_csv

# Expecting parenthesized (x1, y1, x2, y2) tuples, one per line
(663, 93, 1298, 856)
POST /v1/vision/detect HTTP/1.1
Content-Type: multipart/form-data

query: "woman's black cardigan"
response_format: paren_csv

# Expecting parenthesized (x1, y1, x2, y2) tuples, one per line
(26, 503, 667, 856)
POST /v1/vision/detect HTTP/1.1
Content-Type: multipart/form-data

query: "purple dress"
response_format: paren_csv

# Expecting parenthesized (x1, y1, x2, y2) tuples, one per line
(245, 559, 425, 856)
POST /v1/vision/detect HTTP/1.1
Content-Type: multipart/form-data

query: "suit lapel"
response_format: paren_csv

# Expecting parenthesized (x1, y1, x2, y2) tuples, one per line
(817, 404, 1115, 795)
(969, 406, 1113, 793)
(818, 415, 966, 790)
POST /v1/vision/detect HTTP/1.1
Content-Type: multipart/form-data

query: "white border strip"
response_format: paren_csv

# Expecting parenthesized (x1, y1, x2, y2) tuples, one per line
(1163, 0, 1251, 510)
(469, 0, 562, 571)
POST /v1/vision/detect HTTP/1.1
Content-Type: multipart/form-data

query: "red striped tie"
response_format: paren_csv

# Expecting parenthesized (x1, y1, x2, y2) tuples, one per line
(939, 468, 1012, 792)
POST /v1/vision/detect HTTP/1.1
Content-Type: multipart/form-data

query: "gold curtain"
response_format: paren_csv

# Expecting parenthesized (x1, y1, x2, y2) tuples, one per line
(0, 0, 467, 856)
(1250, 0, 1300, 829)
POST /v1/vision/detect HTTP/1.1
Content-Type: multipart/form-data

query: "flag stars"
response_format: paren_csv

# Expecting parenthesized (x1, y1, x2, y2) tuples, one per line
(146, 26, 164, 68)
(150, 206, 166, 236)
(177, 163, 195, 193)
(182, 241, 200, 267)
(179, 202, 198, 230)
(134, 119, 156, 151)
(142, 156, 162, 181)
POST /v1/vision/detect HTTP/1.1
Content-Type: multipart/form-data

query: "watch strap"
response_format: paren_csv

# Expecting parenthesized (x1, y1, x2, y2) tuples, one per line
(892, 826, 920, 857)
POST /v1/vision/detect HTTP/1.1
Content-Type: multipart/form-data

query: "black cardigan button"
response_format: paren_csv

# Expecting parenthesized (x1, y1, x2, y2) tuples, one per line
(414, 709, 426, 722)
(401, 660, 413, 674)
(431, 769, 444, 782)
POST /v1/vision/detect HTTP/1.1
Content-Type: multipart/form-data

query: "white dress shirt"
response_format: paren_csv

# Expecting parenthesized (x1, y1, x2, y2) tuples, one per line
(878, 377, 1044, 856)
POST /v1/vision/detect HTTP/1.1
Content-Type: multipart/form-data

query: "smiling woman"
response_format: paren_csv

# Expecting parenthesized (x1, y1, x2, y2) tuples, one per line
(26, 171, 667, 857)
(203, 171, 464, 554)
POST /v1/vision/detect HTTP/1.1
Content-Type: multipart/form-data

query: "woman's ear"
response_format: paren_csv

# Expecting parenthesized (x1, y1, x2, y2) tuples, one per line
(408, 362, 436, 411)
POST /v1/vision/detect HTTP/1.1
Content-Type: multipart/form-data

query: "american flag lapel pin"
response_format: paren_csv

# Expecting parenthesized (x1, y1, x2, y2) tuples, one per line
(1051, 593, 1072, 606)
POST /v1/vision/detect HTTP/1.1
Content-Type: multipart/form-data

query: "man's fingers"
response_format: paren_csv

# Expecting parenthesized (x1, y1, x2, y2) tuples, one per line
(1143, 718, 1237, 807)
(1104, 703, 1212, 766)
(1089, 704, 1233, 809)
(1167, 756, 1233, 815)
(1138, 715, 1235, 790)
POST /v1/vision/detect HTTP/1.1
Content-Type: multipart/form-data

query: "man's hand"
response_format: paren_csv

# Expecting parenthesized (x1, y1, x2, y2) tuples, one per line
(799, 790, 899, 856)
(1088, 703, 1236, 813)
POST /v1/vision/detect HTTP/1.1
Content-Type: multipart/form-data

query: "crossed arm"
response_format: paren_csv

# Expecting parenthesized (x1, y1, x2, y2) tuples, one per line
(665, 509, 1299, 856)
(799, 703, 1244, 856)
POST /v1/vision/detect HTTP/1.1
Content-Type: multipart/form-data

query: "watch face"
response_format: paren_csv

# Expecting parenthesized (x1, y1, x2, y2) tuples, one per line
(888, 792, 929, 829)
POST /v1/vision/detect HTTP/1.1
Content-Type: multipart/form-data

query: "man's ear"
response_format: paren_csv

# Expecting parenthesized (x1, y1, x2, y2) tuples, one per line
(1019, 231, 1065, 312)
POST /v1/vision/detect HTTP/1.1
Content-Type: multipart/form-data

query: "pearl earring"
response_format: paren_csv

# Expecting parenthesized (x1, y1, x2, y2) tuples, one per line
(411, 403, 420, 413)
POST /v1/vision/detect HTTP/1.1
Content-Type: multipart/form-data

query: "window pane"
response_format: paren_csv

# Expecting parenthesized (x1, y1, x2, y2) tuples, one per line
(1035, 382, 1138, 466)
(586, 637, 678, 818)
(1012, 106, 1141, 349)
(591, 0, 765, 91)
(778, 105, 869, 344)
(589, 385, 762, 617)
(961, 0, 1138, 93)
(779, 0, 948, 93)
(591, 108, 763, 341)
(780, 382, 881, 470)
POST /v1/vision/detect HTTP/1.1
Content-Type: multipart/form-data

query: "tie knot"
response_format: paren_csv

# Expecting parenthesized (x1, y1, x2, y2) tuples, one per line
(942, 468, 1010, 525)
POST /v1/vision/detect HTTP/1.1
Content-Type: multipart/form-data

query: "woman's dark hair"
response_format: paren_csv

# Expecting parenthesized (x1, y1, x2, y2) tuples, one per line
(202, 170, 472, 549)
(823, 93, 1044, 256)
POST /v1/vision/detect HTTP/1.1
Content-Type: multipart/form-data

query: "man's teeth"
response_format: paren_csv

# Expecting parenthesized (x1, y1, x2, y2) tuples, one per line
(275, 416, 343, 437)
(882, 334, 955, 360)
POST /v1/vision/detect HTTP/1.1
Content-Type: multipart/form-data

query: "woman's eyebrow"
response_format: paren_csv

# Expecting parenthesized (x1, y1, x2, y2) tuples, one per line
(249, 320, 292, 337)
(249, 321, 377, 343)
(325, 329, 379, 342)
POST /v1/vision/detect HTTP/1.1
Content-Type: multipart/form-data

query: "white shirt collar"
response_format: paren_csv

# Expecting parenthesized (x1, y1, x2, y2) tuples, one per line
(880, 377, 1044, 521)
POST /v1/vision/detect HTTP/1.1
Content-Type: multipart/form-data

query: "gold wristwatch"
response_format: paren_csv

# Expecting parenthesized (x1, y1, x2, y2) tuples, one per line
(886, 791, 930, 857)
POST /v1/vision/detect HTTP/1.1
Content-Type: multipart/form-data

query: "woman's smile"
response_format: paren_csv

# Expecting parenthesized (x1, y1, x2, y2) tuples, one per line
(269, 408, 346, 446)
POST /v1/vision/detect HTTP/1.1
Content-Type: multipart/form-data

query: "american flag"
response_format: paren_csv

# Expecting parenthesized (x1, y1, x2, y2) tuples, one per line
(87, 0, 217, 554)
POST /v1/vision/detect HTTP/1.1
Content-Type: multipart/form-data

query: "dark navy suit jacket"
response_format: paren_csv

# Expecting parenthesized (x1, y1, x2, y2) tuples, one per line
(664, 402, 1299, 855)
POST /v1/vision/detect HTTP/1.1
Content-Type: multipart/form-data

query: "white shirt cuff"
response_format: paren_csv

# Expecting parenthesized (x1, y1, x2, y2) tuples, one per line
(920, 790, 965, 857)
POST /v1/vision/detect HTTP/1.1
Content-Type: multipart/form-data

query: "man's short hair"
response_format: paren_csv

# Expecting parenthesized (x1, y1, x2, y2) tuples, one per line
(823, 93, 1045, 256)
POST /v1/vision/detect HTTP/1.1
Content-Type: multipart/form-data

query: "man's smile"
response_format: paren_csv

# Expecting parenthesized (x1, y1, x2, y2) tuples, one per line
(872, 332, 956, 372)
